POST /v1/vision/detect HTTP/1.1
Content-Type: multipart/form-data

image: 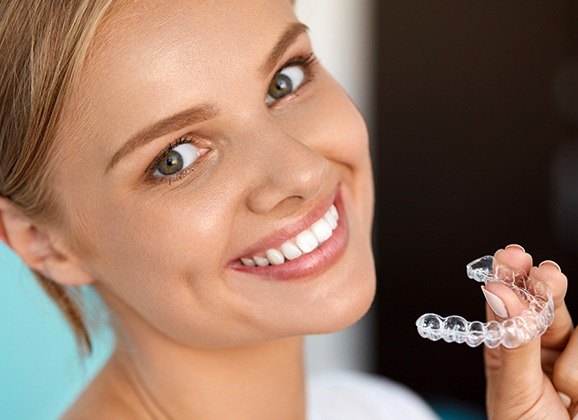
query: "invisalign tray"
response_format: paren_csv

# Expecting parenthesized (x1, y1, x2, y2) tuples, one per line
(415, 255, 555, 349)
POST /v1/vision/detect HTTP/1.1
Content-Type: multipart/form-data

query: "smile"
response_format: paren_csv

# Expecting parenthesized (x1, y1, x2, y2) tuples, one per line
(239, 204, 339, 267)
(228, 184, 348, 280)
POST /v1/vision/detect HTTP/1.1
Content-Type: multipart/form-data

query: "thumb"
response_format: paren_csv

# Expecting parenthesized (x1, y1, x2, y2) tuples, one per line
(483, 282, 543, 392)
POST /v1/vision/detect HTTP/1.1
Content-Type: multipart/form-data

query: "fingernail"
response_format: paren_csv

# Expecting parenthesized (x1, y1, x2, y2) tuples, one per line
(481, 286, 509, 318)
(539, 260, 561, 272)
(505, 244, 525, 253)
(558, 392, 572, 409)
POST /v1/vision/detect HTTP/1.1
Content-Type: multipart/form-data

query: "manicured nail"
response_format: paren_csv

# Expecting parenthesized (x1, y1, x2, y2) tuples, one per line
(539, 260, 561, 272)
(558, 392, 571, 409)
(481, 286, 509, 318)
(505, 244, 525, 253)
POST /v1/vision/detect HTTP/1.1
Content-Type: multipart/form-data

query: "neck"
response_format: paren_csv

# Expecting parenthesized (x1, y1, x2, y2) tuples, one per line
(109, 320, 307, 420)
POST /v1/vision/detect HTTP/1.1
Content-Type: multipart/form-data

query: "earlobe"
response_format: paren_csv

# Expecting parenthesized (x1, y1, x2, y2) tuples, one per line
(31, 229, 95, 287)
(41, 250, 95, 286)
(0, 201, 94, 286)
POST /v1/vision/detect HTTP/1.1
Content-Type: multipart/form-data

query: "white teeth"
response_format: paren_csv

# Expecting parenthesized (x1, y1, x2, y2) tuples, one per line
(253, 256, 270, 267)
(330, 204, 338, 221)
(310, 217, 333, 243)
(265, 248, 285, 265)
(324, 212, 337, 230)
(239, 202, 340, 267)
(294, 229, 319, 253)
(280, 240, 303, 260)
(240, 258, 256, 266)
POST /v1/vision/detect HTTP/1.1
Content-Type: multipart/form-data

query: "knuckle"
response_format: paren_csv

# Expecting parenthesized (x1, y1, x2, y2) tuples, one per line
(552, 354, 578, 391)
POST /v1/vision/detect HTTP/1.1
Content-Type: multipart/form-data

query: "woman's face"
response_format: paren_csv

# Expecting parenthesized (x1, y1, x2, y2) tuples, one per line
(54, 0, 376, 348)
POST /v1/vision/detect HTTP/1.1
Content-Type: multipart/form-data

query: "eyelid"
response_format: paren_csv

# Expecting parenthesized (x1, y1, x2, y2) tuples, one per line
(144, 136, 208, 184)
(145, 136, 195, 173)
(141, 52, 319, 186)
(276, 51, 318, 73)
(266, 51, 319, 107)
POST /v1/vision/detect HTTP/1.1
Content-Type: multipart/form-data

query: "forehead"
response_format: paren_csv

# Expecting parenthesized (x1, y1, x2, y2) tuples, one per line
(92, 0, 296, 70)
(85, 0, 296, 94)
(64, 0, 297, 153)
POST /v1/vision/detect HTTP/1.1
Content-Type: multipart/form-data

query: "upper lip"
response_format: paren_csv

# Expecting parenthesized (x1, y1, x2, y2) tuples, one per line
(230, 184, 339, 263)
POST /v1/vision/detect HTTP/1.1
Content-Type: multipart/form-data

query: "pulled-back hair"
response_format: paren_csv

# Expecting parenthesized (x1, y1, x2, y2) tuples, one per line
(0, 0, 116, 356)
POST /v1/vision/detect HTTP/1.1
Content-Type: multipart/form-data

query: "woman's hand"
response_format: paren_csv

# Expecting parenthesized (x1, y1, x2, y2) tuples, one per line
(484, 244, 578, 419)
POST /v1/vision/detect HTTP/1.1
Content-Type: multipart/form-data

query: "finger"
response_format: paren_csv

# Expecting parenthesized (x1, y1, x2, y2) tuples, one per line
(483, 245, 543, 392)
(484, 302, 502, 376)
(482, 280, 529, 384)
(541, 347, 560, 377)
(531, 262, 573, 351)
(495, 245, 533, 275)
(483, 303, 501, 408)
(552, 327, 578, 412)
(483, 281, 529, 319)
(483, 245, 532, 321)
(484, 246, 533, 375)
(484, 302, 544, 407)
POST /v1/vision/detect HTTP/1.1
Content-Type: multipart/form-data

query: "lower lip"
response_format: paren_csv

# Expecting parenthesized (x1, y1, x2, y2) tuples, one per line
(228, 187, 349, 280)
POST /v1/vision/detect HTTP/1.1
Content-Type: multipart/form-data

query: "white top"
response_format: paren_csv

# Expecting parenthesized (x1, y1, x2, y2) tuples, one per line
(307, 370, 440, 420)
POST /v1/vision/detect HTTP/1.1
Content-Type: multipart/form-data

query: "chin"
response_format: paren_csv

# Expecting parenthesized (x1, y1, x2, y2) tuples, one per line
(303, 261, 377, 335)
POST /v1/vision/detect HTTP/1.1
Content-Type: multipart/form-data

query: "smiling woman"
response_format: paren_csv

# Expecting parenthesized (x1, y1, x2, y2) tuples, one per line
(0, 0, 416, 417)
(0, 0, 429, 418)
(4, 0, 578, 419)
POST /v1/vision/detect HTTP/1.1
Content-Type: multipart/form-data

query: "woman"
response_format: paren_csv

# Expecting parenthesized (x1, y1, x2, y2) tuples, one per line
(0, 1, 576, 418)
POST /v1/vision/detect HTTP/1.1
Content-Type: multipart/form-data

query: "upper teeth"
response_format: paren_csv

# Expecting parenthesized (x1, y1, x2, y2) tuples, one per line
(239, 204, 339, 267)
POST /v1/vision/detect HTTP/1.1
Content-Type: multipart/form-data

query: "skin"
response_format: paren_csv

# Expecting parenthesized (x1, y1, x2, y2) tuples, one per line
(0, 1, 577, 418)
(484, 246, 578, 419)
(0, 0, 376, 418)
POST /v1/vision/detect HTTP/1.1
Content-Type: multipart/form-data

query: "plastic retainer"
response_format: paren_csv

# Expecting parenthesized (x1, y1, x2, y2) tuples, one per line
(415, 255, 555, 349)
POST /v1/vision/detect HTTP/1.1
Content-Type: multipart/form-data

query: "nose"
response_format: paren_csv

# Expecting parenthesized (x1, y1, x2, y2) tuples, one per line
(245, 117, 328, 215)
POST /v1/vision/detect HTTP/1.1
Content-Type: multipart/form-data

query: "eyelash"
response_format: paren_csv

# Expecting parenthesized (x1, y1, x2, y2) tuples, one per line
(146, 51, 320, 185)
(267, 51, 319, 107)
(145, 136, 202, 185)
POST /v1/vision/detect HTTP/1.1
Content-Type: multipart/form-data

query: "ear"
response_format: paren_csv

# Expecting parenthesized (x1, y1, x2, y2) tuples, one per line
(0, 197, 94, 286)
(0, 207, 7, 246)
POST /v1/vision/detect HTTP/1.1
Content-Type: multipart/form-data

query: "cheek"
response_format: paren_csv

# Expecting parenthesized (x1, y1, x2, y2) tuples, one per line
(298, 72, 371, 166)
(299, 73, 374, 231)
(81, 192, 239, 337)
(112, 204, 223, 282)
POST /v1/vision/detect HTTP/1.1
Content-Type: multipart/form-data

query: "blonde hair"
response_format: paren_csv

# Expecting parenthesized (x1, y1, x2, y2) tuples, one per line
(0, 0, 116, 356)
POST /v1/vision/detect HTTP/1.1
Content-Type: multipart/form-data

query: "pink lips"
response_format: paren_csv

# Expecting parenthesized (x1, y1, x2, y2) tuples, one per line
(228, 184, 348, 280)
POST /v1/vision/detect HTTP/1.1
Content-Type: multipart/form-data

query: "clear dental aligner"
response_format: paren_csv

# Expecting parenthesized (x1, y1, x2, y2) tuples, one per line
(415, 255, 555, 349)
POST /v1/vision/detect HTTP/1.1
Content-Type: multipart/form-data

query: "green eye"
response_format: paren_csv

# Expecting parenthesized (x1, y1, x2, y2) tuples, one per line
(153, 142, 200, 177)
(266, 65, 305, 105)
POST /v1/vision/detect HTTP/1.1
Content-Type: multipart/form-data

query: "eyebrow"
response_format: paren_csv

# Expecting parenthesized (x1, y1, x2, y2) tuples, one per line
(106, 21, 310, 174)
(258, 21, 309, 76)
(106, 104, 217, 174)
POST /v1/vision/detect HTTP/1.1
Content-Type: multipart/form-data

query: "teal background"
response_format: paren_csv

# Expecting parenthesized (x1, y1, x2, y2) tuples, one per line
(0, 244, 113, 420)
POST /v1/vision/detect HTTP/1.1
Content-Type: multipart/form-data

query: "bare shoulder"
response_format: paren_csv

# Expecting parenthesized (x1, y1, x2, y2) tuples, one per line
(59, 356, 143, 420)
